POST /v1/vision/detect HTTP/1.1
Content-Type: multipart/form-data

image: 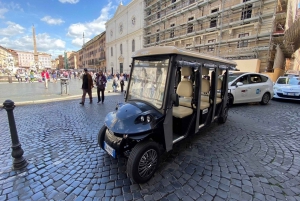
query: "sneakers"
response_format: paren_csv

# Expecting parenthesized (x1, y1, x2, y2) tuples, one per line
(79, 102, 84, 105)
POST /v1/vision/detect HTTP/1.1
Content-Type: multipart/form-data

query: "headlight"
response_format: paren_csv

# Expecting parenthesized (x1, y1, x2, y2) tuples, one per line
(140, 116, 145, 122)
(146, 115, 152, 123)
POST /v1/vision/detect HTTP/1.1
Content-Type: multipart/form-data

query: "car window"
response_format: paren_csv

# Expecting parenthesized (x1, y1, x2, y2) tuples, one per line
(276, 77, 287, 84)
(261, 75, 268, 82)
(249, 74, 262, 84)
(232, 74, 248, 86)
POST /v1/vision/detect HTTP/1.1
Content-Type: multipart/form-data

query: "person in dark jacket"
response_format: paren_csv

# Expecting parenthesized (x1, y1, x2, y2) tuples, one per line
(96, 70, 107, 103)
(80, 68, 94, 105)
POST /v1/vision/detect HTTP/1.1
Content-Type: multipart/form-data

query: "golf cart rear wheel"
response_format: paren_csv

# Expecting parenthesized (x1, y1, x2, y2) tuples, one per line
(127, 140, 160, 183)
(218, 105, 228, 124)
(98, 125, 106, 150)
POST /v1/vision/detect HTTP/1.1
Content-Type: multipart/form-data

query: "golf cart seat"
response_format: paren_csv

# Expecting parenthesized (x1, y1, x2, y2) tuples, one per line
(201, 78, 222, 104)
(174, 67, 193, 118)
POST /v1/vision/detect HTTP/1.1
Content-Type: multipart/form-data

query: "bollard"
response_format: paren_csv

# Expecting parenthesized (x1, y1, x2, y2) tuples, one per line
(3, 100, 28, 170)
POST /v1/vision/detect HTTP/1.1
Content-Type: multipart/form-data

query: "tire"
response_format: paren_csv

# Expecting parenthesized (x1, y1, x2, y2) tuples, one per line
(260, 93, 270, 105)
(127, 140, 160, 183)
(98, 125, 106, 150)
(218, 105, 228, 124)
(228, 93, 234, 107)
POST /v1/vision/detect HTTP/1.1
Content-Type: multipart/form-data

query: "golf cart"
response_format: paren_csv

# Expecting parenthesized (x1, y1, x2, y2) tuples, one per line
(98, 46, 237, 183)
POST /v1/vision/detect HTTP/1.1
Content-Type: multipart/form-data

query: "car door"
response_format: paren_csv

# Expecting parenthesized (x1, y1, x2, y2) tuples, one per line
(231, 74, 250, 103)
(248, 74, 264, 101)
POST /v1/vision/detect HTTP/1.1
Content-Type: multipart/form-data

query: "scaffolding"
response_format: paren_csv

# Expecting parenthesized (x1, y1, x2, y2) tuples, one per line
(143, 0, 281, 72)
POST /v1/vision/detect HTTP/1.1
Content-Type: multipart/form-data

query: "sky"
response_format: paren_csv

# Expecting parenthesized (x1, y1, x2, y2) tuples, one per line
(0, 0, 131, 59)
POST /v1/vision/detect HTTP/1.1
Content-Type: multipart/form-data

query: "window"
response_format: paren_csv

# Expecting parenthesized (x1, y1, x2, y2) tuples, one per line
(170, 24, 175, 38)
(241, 0, 252, 20)
(120, 44, 123, 55)
(207, 39, 216, 52)
(132, 39, 135, 52)
(157, 3, 161, 10)
(187, 17, 194, 33)
(147, 9, 151, 16)
(111, 47, 113, 56)
(156, 33, 160, 42)
(172, 0, 176, 9)
(210, 8, 219, 28)
(237, 33, 249, 48)
(190, 0, 195, 3)
(147, 37, 151, 44)
(232, 75, 249, 85)
(250, 74, 262, 83)
(157, 12, 160, 19)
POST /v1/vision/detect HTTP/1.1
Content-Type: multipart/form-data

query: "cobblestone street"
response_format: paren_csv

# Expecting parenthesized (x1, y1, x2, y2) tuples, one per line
(0, 96, 299, 201)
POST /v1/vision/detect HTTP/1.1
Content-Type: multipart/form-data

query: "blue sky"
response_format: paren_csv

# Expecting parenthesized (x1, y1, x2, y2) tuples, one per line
(0, 0, 131, 58)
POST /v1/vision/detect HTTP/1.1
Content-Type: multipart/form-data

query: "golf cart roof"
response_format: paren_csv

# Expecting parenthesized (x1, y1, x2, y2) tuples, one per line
(132, 46, 237, 67)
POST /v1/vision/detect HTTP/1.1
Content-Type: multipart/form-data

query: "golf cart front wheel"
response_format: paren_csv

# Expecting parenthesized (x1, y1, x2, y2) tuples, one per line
(127, 140, 160, 183)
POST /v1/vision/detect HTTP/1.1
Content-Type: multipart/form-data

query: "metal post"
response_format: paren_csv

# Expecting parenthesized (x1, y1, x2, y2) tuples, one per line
(3, 100, 28, 170)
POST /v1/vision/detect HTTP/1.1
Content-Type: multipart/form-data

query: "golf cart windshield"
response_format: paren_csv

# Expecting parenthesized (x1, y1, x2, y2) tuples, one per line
(127, 57, 169, 109)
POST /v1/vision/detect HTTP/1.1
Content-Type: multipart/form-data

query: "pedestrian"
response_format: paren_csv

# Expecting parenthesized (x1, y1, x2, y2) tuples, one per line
(30, 70, 35, 82)
(119, 73, 125, 92)
(80, 68, 94, 105)
(24, 71, 28, 83)
(96, 70, 107, 104)
(44, 70, 50, 89)
(112, 74, 119, 92)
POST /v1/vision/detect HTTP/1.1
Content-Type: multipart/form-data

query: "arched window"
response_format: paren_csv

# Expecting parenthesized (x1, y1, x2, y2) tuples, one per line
(132, 39, 135, 52)
(111, 47, 113, 56)
(120, 44, 123, 54)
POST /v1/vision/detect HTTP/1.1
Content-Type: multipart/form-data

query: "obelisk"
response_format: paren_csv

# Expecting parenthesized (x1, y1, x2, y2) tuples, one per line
(32, 25, 38, 67)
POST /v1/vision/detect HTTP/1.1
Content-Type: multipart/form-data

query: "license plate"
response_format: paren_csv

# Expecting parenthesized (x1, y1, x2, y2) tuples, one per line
(104, 141, 116, 158)
(288, 93, 295, 96)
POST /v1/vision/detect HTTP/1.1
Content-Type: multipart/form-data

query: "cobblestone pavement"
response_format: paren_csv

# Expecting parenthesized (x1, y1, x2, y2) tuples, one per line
(0, 98, 299, 201)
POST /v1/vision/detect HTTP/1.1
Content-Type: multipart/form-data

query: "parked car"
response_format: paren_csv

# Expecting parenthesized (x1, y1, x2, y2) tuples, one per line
(273, 75, 300, 100)
(97, 46, 237, 183)
(226, 72, 274, 105)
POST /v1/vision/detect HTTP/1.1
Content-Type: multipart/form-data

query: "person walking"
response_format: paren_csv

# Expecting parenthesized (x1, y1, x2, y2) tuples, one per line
(29, 70, 35, 82)
(44, 70, 50, 89)
(119, 73, 125, 92)
(112, 74, 119, 92)
(80, 68, 94, 105)
(96, 70, 107, 104)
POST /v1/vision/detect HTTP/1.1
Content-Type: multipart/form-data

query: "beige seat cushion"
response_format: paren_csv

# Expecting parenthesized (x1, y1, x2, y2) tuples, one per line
(201, 95, 210, 103)
(179, 97, 192, 107)
(200, 101, 210, 110)
(216, 97, 222, 104)
(173, 106, 193, 118)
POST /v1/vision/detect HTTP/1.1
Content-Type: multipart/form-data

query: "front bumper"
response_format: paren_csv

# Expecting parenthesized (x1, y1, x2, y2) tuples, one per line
(273, 92, 300, 100)
(104, 129, 124, 155)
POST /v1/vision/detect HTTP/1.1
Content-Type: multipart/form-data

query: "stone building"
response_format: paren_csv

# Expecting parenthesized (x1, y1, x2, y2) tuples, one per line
(78, 31, 106, 72)
(143, 0, 299, 73)
(68, 51, 79, 69)
(106, 0, 144, 75)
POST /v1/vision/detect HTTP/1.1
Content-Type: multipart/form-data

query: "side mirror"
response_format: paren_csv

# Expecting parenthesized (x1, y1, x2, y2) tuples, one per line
(236, 82, 243, 87)
(172, 93, 179, 107)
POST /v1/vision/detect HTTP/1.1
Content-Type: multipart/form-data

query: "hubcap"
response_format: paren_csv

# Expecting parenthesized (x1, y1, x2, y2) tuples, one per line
(138, 149, 158, 178)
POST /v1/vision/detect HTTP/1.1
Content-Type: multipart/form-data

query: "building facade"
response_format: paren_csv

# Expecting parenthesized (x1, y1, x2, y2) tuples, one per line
(68, 51, 79, 69)
(0, 46, 18, 69)
(143, 0, 290, 72)
(106, 0, 144, 75)
(16, 51, 51, 69)
(78, 31, 106, 72)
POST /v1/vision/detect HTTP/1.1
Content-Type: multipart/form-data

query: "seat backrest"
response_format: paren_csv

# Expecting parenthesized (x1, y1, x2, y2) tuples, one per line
(217, 78, 222, 90)
(177, 67, 193, 97)
(202, 78, 210, 94)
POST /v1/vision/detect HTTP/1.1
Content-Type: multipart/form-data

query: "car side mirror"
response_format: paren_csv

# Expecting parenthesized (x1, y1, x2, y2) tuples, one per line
(236, 82, 243, 87)
(172, 93, 179, 107)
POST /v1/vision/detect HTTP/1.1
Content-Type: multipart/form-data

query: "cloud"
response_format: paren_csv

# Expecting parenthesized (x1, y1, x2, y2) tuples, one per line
(0, 33, 66, 55)
(0, 21, 25, 36)
(59, 0, 80, 4)
(0, 8, 8, 18)
(41, 16, 65, 25)
(67, 2, 112, 47)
